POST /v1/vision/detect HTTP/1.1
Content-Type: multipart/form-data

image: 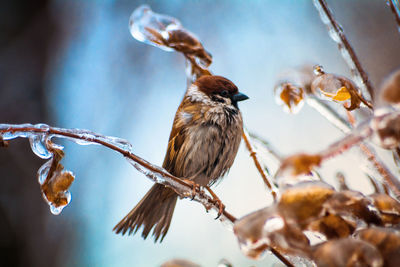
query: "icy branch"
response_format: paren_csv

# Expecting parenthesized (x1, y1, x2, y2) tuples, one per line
(387, 0, 400, 34)
(313, 0, 375, 101)
(0, 123, 236, 223)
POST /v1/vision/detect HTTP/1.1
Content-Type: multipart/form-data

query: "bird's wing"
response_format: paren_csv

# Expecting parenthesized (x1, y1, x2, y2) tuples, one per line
(162, 100, 197, 175)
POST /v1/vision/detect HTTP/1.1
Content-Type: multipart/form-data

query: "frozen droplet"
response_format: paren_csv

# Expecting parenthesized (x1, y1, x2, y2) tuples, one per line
(37, 159, 52, 185)
(129, 5, 181, 51)
(29, 134, 52, 159)
(48, 191, 71, 215)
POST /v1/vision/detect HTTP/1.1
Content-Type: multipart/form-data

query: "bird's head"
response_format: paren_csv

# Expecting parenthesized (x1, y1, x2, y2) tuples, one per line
(190, 75, 249, 109)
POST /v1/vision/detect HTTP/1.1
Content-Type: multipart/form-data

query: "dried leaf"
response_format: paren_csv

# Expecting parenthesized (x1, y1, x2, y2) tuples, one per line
(312, 238, 383, 267)
(130, 4, 212, 82)
(42, 170, 74, 207)
(322, 190, 382, 227)
(279, 153, 322, 176)
(274, 82, 305, 114)
(381, 69, 400, 106)
(357, 227, 400, 267)
(369, 193, 400, 226)
(311, 65, 367, 111)
(279, 181, 335, 227)
(233, 205, 311, 259)
(370, 112, 400, 149)
(307, 213, 355, 239)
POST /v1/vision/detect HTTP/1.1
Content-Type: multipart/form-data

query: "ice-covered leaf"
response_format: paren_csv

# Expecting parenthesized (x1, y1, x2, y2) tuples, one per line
(129, 4, 212, 84)
(311, 65, 365, 111)
(369, 193, 400, 226)
(357, 227, 400, 267)
(233, 205, 311, 259)
(312, 238, 383, 267)
(370, 110, 400, 149)
(274, 82, 305, 114)
(278, 181, 335, 227)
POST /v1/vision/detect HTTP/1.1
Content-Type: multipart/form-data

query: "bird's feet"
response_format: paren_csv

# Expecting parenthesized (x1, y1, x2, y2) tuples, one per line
(182, 179, 201, 200)
(205, 186, 225, 219)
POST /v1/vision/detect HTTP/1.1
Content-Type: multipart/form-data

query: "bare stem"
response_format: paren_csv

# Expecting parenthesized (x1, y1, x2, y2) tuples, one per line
(313, 0, 375, 101)
(242, 128, 279, 201)
(387, 0, 400, 34)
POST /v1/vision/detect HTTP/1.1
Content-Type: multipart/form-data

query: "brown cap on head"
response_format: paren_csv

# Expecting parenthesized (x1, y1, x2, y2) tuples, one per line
(194, 75, 239, 96)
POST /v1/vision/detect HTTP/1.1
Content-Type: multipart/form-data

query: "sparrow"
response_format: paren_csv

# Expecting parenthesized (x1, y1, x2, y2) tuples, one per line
(113, 75, 248, 242)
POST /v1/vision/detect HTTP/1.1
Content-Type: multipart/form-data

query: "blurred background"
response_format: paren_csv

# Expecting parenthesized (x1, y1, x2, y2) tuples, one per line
(0, 0, 399, 266)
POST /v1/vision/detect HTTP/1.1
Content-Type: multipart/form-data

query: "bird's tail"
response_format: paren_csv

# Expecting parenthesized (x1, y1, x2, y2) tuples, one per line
(113, 183, 177, 242)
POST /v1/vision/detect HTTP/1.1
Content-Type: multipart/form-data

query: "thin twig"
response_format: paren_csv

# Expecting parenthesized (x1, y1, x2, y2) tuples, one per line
(247, 131, 282, 162)
(313, 0, 375, 102)
(359, 143, 400, 198)
(242, 129, 278, 201)
(387, 0, 400, 34)
(345, 110, 400, 197)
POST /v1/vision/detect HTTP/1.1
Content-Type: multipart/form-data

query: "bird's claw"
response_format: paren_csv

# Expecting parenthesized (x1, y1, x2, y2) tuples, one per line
(182, 179, 201, 200)
(211, 197, 225, 219)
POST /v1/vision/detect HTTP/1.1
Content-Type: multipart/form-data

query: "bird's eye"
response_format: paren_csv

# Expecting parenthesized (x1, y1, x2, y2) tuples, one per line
(220, 90, 229, 97)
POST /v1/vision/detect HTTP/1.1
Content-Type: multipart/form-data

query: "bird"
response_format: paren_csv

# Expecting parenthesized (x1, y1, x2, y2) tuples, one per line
(113, 75, 248, 242)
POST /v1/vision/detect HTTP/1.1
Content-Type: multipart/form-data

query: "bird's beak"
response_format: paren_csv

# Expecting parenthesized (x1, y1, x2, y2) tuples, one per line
(232, 92, 249, 102)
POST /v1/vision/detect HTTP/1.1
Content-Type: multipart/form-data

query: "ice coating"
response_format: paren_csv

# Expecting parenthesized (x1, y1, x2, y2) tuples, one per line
(311, 65, 367, 111)
(274, 82, 305, 114)
(37, 159, 52, 185)
(370, 109, 400, 149)
(313, 0, 374, 101)
(49, 191, 71, 215)
(129, 5, 181, 51)
(29, 134, 52, 159)
(129, 5, 212, 84)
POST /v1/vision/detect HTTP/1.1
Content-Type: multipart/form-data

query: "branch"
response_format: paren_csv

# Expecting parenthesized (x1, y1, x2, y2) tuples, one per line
(313, 0, 375, 101)
(0, 123, 236, 222)
(242, 129, 279, 201)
